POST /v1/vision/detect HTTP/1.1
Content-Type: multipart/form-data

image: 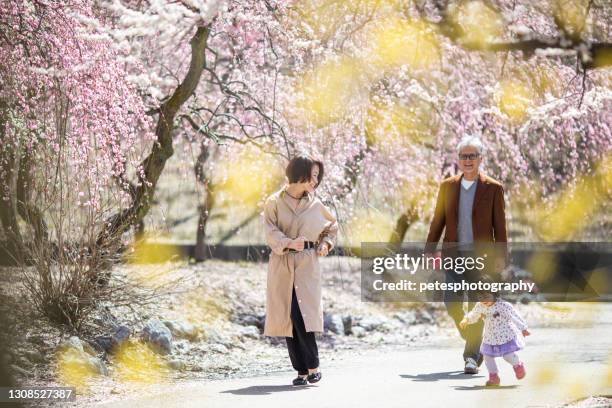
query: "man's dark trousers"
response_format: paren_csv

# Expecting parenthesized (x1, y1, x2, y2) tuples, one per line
(444, 266, 483, 362)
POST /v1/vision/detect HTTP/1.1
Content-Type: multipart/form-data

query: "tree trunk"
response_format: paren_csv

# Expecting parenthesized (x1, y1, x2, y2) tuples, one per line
(194, 143, 215, 261)
(194, 192, 215, 261)
(0, 150, 24, 265)
(16, 151, 48, 246)
(389, 205, 419, 244)
(0, 101, 25, 265)
(95, 26, 210, 283)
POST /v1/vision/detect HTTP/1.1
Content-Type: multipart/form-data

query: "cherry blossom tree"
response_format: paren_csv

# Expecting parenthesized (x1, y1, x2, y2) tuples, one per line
(1, 0, 610, 279)
(0, 0, 157, 324)
(94, 0, 294, 260)
(261, 0, 611, 243)
(0, 0, 152, 261)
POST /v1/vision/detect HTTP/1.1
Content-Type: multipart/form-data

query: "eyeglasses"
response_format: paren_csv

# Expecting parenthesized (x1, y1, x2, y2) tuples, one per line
(458, 153, 480, 161)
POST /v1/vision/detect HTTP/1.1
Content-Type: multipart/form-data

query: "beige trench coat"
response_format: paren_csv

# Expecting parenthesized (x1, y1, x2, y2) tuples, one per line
(262, 189, 338, 337)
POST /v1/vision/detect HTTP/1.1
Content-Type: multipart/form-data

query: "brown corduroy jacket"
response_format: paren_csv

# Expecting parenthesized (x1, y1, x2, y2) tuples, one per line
(426, 172, 507, 250)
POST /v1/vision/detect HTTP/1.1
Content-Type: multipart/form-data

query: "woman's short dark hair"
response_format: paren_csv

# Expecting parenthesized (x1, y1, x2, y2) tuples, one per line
(285, 154, 324, 187)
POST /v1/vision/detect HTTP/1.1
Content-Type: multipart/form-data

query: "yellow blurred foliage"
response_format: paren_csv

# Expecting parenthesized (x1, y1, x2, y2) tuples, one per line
(533, 155, 612, 241)
(178, 288, 230, 327)
(291, 0, 343, 41)
(127, 239, 181, 265)
(112, 340, 169, 384)
(494, 79, 535, 121)
(298, 57, 364, 126)
(369, 18, 440, 71)
(290, 0, 404, 42)
(542, 302, 571, 313)
(343, 209, 395, 248)
(606, 354, 612, 387)
(449, 0, 503, 48)
(365, 98, 436, 148)
(532, 364, 557, 386)
(553, 0, 591, 39)
(529, 64, 561, 98)
(565, 379, 588, 400)
(526, 251, 557, 284)
(56, 348, 102, 392)
(215, 147, 283, 207)
(124, 236, 181, 286)
(593, 47, 612, 69)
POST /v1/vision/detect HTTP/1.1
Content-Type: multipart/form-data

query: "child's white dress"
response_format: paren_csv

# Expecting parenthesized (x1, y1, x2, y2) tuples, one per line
(464, 299, 528, 357)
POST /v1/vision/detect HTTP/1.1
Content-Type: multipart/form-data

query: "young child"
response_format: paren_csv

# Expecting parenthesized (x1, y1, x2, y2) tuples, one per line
(460, 290, 530, 386)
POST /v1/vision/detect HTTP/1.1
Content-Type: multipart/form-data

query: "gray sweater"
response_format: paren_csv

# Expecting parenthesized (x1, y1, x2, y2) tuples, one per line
(457, 181, 476, 244)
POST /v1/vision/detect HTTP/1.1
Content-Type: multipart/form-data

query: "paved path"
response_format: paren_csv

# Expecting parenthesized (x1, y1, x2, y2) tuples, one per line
(93, 305, 612, 408)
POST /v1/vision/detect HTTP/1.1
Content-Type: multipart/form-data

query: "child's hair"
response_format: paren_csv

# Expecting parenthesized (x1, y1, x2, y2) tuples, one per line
(477, 290, 500, 302)
(476, 275, 501, 302)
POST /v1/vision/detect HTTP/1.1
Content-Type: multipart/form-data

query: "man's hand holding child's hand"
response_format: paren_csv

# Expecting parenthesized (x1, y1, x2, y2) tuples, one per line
(459, 318, 468, 329)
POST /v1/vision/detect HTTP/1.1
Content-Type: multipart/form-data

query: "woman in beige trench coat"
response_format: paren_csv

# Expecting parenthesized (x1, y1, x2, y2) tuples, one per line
(262, 154, 338, 386)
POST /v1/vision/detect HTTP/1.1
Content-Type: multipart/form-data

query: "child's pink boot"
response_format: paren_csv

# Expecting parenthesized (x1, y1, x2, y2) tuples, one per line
(513, 362, 526, 379)
(485, 373, 500, 386)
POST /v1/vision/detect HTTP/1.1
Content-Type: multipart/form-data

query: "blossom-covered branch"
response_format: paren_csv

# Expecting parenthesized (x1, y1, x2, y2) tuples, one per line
(426, 0, 611, 69)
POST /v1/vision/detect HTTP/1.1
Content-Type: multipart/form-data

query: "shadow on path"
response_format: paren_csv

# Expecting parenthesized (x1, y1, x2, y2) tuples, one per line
(220, 385, 313, 396)
(454, 385, 519, 391)
(400, 371, 483, 382)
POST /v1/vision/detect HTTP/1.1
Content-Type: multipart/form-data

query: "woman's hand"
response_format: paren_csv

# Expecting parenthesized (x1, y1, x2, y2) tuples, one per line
(317, 242, 330, 257)
(288, 237, 306, 251)
(522, 329, 530, 337)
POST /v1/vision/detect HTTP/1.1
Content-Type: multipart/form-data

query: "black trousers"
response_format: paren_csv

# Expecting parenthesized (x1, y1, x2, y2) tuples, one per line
(444, 268, 484, 362)
(285, 288, 319, 375)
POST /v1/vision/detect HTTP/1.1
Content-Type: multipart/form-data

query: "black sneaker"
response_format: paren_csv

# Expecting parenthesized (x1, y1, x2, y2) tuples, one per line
(464, 357, 479, 374)
(292, 376, 308, 386)
(307, 372, 322, 383)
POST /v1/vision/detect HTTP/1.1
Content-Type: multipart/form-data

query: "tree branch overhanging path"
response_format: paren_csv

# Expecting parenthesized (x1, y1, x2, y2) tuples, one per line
(428, 0, 611, 70)
(96, 25, 210, 271)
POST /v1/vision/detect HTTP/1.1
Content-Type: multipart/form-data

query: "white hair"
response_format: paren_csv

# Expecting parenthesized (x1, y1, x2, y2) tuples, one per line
(456, 136, 484, 155)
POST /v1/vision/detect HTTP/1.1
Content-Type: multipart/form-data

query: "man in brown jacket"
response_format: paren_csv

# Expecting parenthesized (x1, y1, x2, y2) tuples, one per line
(426, 136, 507, 374)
